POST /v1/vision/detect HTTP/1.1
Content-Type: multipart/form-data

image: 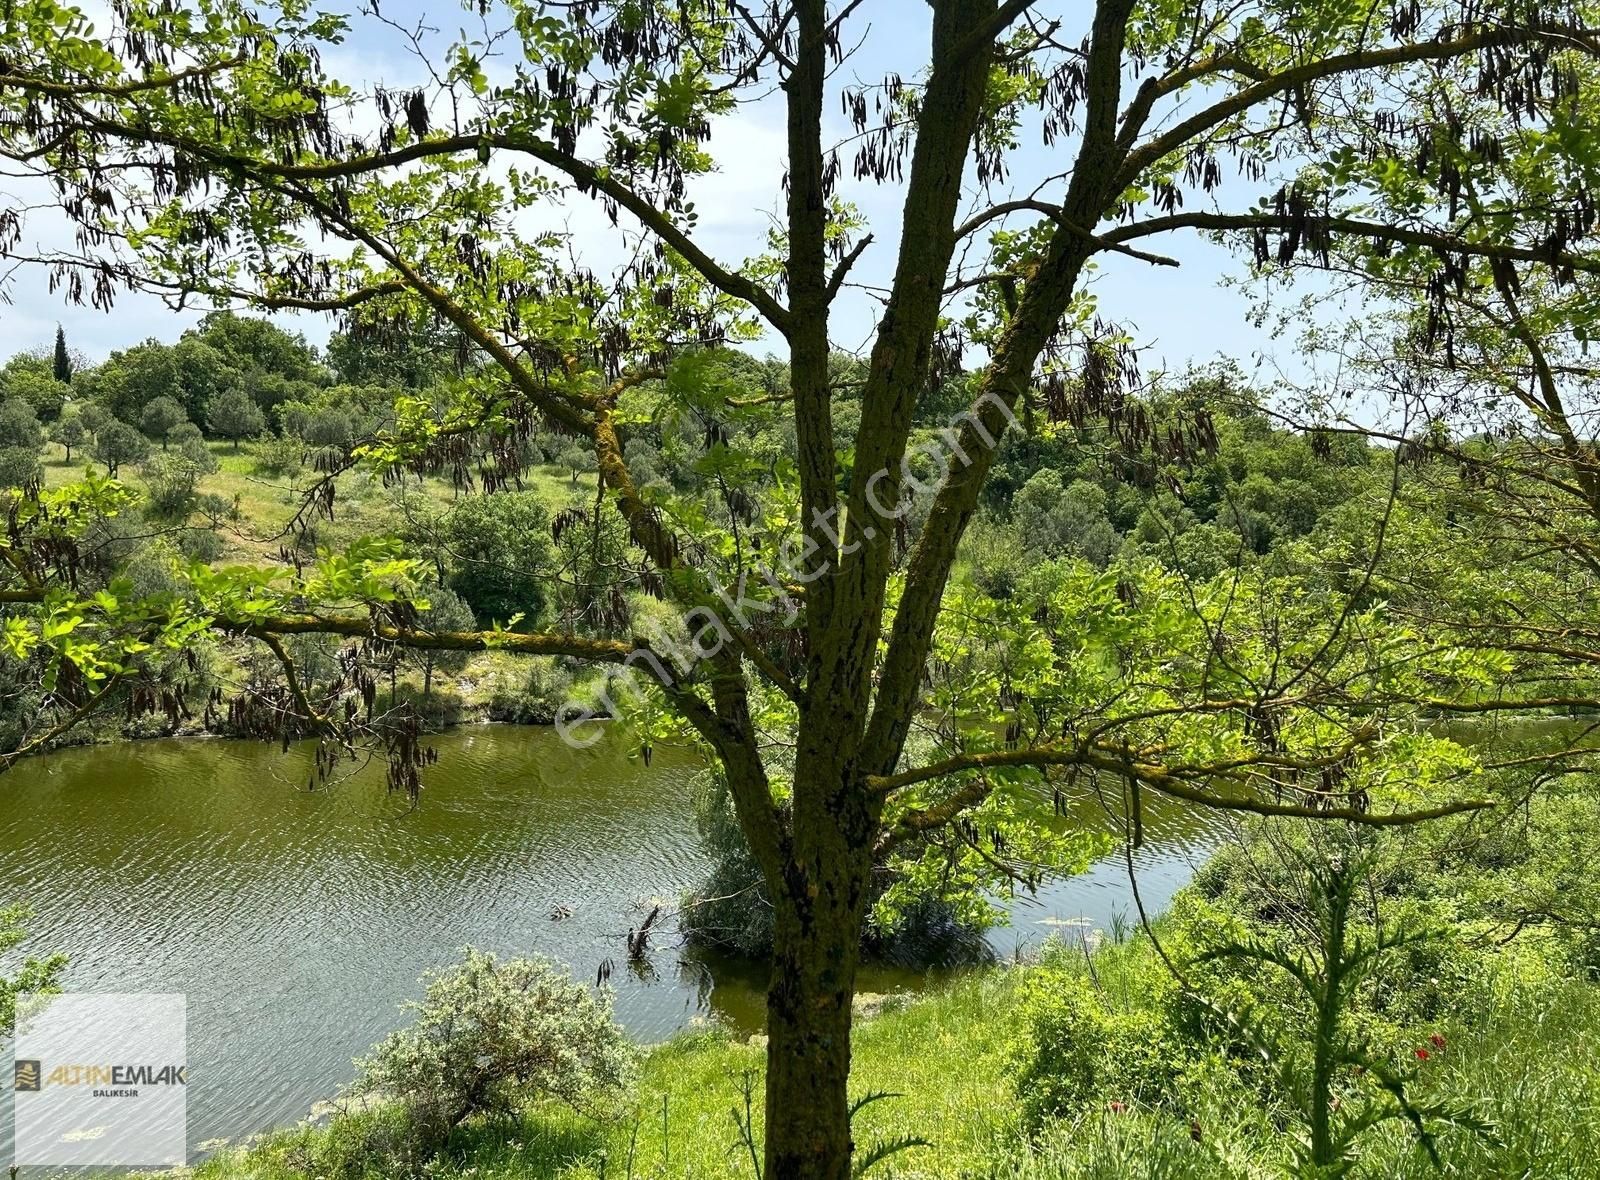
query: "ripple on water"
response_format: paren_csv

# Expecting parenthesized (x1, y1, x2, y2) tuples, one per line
(0, 728, 1224, 1154)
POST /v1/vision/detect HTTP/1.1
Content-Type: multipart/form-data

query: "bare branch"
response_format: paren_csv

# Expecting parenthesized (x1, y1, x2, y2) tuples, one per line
(865, 743, 1495, 827)
(825, 233, 873, 301)
(1102, 211, 1600, 276)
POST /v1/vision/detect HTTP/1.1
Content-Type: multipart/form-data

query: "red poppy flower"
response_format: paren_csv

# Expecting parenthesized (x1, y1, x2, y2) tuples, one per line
(1415, 1048, 1430, 1061)
(1428, 1033, 1447, 1050)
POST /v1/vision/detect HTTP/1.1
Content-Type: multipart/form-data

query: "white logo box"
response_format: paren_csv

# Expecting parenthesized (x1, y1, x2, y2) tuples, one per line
(12, 992, 187, 1166)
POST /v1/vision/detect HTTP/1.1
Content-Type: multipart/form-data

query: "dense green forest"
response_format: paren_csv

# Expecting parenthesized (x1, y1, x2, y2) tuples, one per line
(4, 0, 1600, 1176)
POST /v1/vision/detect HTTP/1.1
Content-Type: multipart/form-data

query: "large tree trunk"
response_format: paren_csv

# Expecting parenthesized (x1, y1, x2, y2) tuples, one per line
(763, 880, 866, 1180)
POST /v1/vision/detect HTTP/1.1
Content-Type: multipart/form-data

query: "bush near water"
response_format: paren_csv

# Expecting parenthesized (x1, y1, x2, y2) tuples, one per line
(145, 793, 1600, 1180)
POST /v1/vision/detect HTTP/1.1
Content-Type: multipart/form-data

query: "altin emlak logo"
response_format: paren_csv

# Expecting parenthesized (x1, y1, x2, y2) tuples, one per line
(14, 1061, 187, 1097)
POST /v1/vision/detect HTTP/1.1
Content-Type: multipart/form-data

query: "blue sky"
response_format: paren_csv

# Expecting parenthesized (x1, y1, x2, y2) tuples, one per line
(2, 0, 1299, 383)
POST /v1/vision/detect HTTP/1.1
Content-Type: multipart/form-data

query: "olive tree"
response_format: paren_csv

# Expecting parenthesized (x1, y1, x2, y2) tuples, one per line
(4, 2, 1599, 1175)
(47, 408, 87, 462)
(139, 394, 190, 448)
(0, 397, 42, 451)
(90, 418, 150, 477)
(206, 387, 266, 450)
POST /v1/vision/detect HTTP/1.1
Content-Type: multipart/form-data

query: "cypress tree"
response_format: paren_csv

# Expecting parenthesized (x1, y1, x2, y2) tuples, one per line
(52, 326, 72, 384)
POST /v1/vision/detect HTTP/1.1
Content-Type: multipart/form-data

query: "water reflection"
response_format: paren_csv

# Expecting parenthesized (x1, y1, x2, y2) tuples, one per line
(0, 728, 1225, 1151)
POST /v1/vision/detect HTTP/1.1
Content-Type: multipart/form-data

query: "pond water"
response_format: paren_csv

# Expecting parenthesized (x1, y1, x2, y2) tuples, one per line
(0, 727, 1226, 1155)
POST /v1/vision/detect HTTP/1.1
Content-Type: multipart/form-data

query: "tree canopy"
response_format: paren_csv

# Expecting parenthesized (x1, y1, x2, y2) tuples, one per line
(4, 1, 1600, 1175)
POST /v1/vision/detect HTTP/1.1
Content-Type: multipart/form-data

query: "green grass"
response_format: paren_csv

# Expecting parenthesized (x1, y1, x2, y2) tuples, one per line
(163, 972, 1023, 1180)
(43, 438, 597, 564)
(38, 437, 606, 718)
(154, 940, 1600, 1180)
(38, 436, 607, 726)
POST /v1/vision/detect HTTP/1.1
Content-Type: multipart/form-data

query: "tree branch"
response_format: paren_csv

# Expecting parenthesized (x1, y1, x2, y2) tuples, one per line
(825, 233, 873, 301)
(955, 198, 1179, 266)
(6, 90, 794, 336)
(0, 53, 248, 99)
(271, 134, 793, 335)
(0, 675, 123, 772)
(1114, 24, 1600, 192)
(276, 179, 598, 437)
(1101, 211, 1600, 276)
(950, 0, 1038, 65)
(865, 743, 1495, 827)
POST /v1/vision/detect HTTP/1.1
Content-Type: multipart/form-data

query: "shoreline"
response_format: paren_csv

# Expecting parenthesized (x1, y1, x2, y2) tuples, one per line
(30, 696, 1595, 762)
(23, 702, 614, 757)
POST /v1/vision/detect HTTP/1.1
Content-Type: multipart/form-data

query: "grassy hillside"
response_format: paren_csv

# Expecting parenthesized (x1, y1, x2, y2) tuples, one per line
(160, 920, 1600, 1180)
(33, 438, 612, 731)
(42, 438, 596, 564)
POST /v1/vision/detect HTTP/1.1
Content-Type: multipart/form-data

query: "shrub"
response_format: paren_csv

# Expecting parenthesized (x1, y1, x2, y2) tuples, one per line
(1010, 955, 1191, 1132)
(1011, 971, 1107, 1130)
(962, 518, 1029, 599)
(305, 407, 355, 448)
(178, 430, 220, 475)
(142, 450, 206, 519)
(78, 511, 144, 581)
(176, 526, 224, 563)
(1, 905, 65, 1035)
(253, 432, 307, 477)
(275, 1105, 434, 1180)
(275, 398, 315, 439)
(0, 445, 43, 492)
(121, 538, 182, 599)
(1096, 1008, 1187, 1111)
(485, 658, 578, 723)
(349, 949, 636, 1154)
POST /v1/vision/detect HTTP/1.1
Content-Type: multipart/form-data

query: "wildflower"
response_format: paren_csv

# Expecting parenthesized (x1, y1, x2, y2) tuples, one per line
(1415, 1047, 1430, 1061)
(1428, 1033, 1446, 1050)
(1109, 1101, 1128, 1114)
